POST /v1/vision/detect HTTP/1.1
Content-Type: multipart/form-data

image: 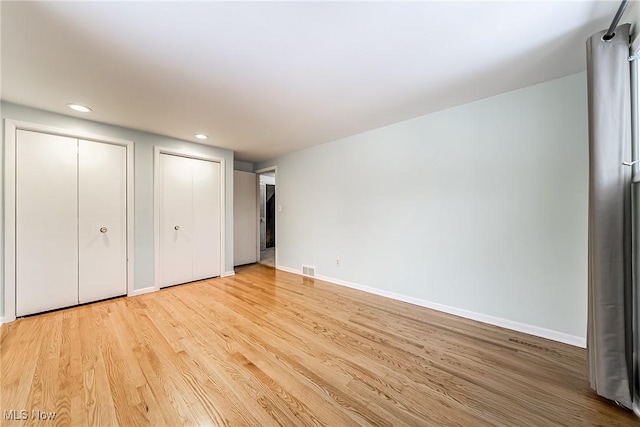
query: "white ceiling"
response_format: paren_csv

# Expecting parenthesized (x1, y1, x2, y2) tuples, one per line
(1, 1, 622, 163)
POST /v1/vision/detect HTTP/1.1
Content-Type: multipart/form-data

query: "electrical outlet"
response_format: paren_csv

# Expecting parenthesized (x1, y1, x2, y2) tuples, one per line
(336, 259, 340, 266)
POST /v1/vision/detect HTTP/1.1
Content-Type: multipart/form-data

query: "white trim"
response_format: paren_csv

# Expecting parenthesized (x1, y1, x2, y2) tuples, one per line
(128, 286, 156, 297)
(255, 166, 277, 174)
(275, 265, 586, 348)
(221, 271, 236, 277)
(255, 175, 261, 260)
(4, 121, 17, 323)
(4, 120, 134, 146)
(276, 264, 299, 275)
(124, 136, 135, 299)
(154, 147, 161, 289)
(0, 116, 5, 323)
(255, 166, 277, 267)
(3, 120, 135, 324)
(153, 146, 227, 290)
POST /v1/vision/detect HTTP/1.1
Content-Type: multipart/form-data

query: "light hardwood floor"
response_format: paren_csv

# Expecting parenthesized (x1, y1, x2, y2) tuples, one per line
(1, 264, 638, 426)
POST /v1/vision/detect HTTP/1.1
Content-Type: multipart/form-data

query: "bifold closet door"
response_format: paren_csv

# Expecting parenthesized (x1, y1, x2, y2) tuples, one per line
(16, 130, 79, 316)
(78, 140, 127, 303)
(192, 159, 221, 280)
(159, 153, 221, 287)
(159, 154, 194, 287)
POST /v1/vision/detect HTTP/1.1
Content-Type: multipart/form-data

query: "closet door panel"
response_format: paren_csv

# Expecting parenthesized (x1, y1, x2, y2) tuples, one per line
(160, 154, 194, 286)
(233, 171, 257, 266)
(192, 159, 221, 280)
(16, 130, 79, 316)
(78, 140, 127, 303)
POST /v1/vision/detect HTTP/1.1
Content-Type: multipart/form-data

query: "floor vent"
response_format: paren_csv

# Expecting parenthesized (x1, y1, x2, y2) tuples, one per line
(302, 265, 315, 277)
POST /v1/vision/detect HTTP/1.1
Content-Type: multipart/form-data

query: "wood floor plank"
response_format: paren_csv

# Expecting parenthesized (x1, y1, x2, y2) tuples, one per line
(152, 292, 304, 426)
(1, 263, 639, 426)
(212, 274, 544, 425)
(179, 281, 395, 426)
(79, 304, 118, 427)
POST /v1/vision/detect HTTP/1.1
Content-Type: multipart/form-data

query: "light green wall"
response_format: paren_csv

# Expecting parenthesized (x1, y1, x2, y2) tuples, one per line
(257, 72, 589, 341)
(234, 160, 254, 172)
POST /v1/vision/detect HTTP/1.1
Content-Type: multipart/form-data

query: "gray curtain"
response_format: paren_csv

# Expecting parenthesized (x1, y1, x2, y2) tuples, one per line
(587, 23, 632, 408)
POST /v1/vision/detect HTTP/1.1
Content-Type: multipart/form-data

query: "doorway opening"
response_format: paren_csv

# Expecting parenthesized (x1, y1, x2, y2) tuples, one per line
(257, 170, 276, 268)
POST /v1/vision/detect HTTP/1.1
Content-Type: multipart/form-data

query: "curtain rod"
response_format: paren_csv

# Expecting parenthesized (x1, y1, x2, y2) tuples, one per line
(604, 0, 629, 41)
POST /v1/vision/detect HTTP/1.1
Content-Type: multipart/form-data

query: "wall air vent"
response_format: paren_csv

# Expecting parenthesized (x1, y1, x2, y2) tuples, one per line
(302, 265, 315, 277)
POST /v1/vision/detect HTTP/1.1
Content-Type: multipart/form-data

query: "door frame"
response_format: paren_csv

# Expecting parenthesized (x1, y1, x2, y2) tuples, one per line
(3, 119, 135, 324)
(255, 166, 277, 267)
(153, 146, 226, 290)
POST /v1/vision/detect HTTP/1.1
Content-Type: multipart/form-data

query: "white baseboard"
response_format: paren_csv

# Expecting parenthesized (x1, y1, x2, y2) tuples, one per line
(128, 286, 156, 297)
(275, 265, 586, 348)
(276, 265, 299, 275)
(221, 271, 236, 277)
(0, 314, 16, 325)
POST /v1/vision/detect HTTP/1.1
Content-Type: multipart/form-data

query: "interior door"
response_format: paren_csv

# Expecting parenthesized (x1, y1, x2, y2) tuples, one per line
(159, 153, 194, 287)
(233, 171, 257, 266)
(78, 140, 127, 303)
(16, 130, 79, 316)
(192, 158, 221, 280)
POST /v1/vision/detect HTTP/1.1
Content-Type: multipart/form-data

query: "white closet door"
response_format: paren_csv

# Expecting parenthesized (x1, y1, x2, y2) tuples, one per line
(160, 154, 194, 287)
(16, 130, 78, 316)
(78, 140, 127, 303)
(192, 159, 221, 280)
(233, 171, 257, 266)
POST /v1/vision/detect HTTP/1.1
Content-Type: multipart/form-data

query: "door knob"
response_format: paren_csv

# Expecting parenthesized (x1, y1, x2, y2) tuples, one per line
(100, 227, 108, 233)
(174, 225, 180, 231)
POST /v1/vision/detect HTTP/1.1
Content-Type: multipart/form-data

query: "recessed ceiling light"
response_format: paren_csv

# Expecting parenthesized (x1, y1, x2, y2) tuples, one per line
(194, 134, 209, 140)
(67, 103, 92, 113)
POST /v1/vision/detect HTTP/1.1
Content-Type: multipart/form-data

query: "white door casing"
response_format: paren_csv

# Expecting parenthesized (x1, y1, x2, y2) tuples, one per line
(78, 140, 127, 304)
(260, 183, 266, 251)
(255, 167, 277, 266)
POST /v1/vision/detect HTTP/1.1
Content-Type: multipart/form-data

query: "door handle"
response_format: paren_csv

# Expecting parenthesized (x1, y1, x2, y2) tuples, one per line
(174, 225, 180, 231)
(100, 227, 108, 233)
